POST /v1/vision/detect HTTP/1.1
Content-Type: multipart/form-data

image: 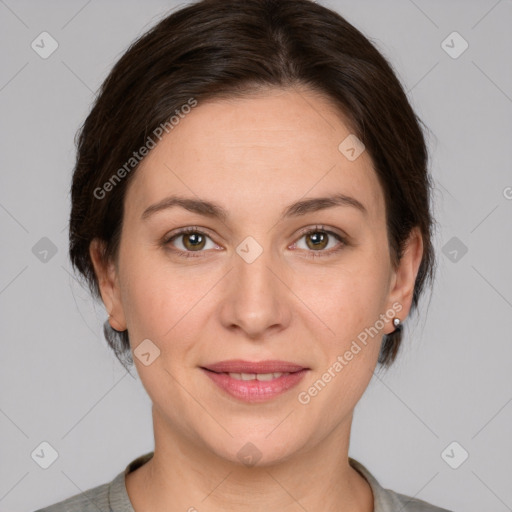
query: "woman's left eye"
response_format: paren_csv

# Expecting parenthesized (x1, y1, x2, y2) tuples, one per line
(292, 226, 346, 258)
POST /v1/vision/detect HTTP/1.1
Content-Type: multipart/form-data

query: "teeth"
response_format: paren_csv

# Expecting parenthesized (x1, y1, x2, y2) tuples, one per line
(227, 372, 289, 381)
(253, 373, 275, 381)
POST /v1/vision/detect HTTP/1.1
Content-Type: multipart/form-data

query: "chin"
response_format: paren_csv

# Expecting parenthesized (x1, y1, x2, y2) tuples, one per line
(201, 429, 306, 469)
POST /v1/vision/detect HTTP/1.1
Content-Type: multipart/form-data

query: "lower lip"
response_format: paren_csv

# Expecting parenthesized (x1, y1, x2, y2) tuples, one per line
(201, 368, 308, 403)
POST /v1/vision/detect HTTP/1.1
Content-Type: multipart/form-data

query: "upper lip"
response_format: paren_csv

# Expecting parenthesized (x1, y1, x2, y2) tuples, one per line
(202, 360, 308, 374)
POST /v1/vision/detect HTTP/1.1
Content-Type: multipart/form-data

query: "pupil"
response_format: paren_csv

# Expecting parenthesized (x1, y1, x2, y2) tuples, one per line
(309, 231, 327, 249)
(186, 233, 204, 249)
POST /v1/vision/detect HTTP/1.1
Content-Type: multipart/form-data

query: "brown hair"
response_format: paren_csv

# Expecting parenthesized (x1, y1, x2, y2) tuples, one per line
(69, 0, 437, 370)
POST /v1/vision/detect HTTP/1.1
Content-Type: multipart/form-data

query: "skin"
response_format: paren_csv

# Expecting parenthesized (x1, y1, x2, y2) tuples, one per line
(90, 86, 423, 512)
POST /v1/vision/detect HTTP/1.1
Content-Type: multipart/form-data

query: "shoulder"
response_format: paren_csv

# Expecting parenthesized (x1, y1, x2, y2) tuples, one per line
(32, 480, 111, 512)
(33, 452, 153, 512)
(349, 457, 453, 512)
(386, 489, 454, 511)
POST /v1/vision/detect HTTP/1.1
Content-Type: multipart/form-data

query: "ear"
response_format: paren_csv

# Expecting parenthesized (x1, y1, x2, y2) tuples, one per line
(89, 238, 127, 331)
(384, 226, 424, 334)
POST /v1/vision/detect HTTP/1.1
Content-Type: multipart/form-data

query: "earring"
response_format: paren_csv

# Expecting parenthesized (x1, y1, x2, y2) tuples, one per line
(392, 317, 402, 333)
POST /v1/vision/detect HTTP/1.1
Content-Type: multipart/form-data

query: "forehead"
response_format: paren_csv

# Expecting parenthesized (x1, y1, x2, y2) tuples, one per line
(124, 88, 385, 227)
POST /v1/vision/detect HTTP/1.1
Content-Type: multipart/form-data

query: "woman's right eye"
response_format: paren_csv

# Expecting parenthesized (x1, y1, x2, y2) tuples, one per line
(165, 228, 218, 257)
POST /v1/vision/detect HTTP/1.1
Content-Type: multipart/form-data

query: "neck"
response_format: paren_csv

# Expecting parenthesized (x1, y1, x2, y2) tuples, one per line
(126, 407, 373, 512)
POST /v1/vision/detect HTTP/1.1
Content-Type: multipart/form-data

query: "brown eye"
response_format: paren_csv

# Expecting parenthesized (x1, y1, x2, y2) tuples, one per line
(181, 232, 206, 251)
(165, 228, 217, 255)
(293, 226, 347, 258)
(305, 231, 329, 250)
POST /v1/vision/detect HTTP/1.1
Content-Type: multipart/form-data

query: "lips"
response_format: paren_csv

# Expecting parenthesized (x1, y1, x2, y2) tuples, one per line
(200, 360, 309, 403)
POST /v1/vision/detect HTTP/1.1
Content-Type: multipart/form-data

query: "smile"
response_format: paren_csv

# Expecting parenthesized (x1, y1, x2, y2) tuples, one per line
(201, 363, 309, 403)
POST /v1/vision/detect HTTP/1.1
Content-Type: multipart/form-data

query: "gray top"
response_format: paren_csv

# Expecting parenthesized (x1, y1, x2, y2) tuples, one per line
(34, 451, 453, 512)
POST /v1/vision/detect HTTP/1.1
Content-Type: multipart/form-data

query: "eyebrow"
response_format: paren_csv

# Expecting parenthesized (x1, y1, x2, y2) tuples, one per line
(141, 193, 368, 222)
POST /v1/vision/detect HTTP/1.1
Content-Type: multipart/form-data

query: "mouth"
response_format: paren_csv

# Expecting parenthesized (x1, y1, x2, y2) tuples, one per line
(200, 360, 309, 402)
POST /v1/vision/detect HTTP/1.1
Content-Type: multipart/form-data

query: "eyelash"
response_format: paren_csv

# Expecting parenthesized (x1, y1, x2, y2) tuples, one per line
(163, 225, 347, 260)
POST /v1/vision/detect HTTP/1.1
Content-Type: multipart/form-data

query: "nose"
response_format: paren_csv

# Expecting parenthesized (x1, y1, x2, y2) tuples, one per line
(218, 244, 291, 339)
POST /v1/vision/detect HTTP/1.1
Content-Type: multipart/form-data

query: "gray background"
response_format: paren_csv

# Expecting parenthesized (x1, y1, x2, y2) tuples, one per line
(1, 0, 511, 511)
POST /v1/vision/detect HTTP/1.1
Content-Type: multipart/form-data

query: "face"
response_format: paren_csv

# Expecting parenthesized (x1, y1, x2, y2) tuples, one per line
(91, 87, 422, 466)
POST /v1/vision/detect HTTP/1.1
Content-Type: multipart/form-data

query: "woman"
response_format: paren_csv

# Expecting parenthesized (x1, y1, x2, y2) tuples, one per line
(35, 0, 452, 510)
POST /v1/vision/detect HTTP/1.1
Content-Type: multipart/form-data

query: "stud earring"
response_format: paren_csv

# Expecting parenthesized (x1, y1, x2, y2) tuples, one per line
(391, 317, 402, 333)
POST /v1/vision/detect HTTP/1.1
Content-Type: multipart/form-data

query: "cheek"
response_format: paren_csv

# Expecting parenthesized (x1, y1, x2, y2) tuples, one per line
(295, 254, 389, 336)
(301, 261, 388, 409)
(118, 246, 179, 341)
(118, 244, 218, 350)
